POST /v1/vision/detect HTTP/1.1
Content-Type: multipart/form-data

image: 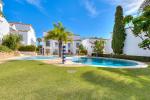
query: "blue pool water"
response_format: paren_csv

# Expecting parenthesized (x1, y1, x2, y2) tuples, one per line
(16, 56, 141, 68)
(17, 56, 58, 60)
(72, 57, 138, 67)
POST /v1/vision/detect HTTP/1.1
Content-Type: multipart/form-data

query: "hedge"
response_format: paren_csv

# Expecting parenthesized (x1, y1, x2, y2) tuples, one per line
(18, 45, 36, 52)
(0, 45, 12, 52)
(92, 54, 150, 62)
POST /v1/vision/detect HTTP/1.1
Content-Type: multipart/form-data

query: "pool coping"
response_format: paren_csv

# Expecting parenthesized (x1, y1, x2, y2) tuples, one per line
(14, 55, 59, 60)
(70, 56, 148, 69)
(9, 56, 148, 69)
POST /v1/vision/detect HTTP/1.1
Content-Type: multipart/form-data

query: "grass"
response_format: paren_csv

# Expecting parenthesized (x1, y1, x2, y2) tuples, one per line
(0, 60, 150, 100)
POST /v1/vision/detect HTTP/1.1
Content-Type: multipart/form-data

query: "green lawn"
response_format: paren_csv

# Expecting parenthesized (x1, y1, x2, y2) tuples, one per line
(0, 61, 150, 100)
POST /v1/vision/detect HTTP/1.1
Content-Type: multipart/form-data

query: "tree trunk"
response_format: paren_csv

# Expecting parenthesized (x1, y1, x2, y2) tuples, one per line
(58, 40, 62, 57)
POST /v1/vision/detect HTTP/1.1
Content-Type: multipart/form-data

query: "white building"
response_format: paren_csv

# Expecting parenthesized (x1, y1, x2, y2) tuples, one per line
(82, 38, 107, 56)
(0, 0, 10, 44)
(0, 0, 3, 11)
(0, 0, 36, 46)
(43, 33, 81, 55)
(82, 38, 98, 56)
(9, 22, 36, 45)
(105, 28, 150, 57)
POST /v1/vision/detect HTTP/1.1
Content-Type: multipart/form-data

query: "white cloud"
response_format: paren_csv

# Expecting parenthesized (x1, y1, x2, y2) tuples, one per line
(26, 0, 43, 9)
(106, 0, 144, 15)
(16, 0, 48, 16)
(83, 0, 99, 17)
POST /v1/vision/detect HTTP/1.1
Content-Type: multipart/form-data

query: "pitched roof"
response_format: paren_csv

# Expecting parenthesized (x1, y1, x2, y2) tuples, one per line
(9, 22, 32, 26)
(10, 29, 29, 33)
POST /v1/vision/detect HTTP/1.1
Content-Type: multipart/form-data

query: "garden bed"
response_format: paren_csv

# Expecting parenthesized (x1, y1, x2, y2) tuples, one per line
(0, 52, 17, 60)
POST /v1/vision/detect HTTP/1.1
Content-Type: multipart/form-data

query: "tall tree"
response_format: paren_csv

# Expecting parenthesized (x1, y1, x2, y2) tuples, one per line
(112, 6, 126, 54)
(44, 22, 73, 57)
(124, 6, 150, 50)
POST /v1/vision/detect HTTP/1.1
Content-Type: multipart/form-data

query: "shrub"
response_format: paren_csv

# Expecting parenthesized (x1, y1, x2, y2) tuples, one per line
(0, 45, 12, 52)
(2, 33, 22, 50)
(36, 45, 42, 53)
(93, 40, 105, 55)
(78, 44, 87, 55)
(18, 45, 36, 52)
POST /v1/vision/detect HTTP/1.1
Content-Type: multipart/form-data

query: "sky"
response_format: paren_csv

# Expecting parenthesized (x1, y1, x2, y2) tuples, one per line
(3, 0, 144, 39)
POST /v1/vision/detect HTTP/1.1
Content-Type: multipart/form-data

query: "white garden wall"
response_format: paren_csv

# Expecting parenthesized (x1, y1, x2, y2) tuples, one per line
(123, 29, 150, 57)
(105, 29, 150, 57)
(104, 39, 113, 54)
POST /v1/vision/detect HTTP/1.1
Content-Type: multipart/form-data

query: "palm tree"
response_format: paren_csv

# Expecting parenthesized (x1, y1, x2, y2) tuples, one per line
(37, 38, 42, 46)
(44, 22, 73, 57)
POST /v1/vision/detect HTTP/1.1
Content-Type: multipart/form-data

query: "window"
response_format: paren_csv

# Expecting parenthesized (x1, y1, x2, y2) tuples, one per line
(76, 50, 79, 54)
(53, 49, 58, 55)
(68, 43, 71, 48)
(76, 43, 80, 48)
(55, 42, 58, 47)
(46, 49, 50, 55)
(46, 41, 50, 47)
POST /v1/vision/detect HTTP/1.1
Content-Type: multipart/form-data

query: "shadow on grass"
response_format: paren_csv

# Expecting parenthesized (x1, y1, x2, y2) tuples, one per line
(97, 67, 150, 77)
(81, 68, 150, 99)
(97, 67, 150, 84)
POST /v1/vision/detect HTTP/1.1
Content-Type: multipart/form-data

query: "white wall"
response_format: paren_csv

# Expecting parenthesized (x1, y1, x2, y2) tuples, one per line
(19, 31, 28, 45)
(0, 17, 10, 43)
(104, 39, 113, 54)
(123, 29, 150, 57)
(0, 2, 3, 12)
(82, 39, 99, 56)
(105, 29, 150, 57)
(27, 27, 36, 45)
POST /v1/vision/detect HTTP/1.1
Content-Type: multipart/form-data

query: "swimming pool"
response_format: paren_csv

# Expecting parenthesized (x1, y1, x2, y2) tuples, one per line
(15, 56, 147, 68)
(16, 56, 58, 60)
(72, 57, 147, 68)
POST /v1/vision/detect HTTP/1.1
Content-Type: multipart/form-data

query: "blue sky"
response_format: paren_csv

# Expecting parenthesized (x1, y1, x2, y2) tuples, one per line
(4, 0, 144, 39)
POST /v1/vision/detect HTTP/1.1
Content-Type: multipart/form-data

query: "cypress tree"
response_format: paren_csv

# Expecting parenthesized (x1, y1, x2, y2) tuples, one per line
(112, 6, 126, 54)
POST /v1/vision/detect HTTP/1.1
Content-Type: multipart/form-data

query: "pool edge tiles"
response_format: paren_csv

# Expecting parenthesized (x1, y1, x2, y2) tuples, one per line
(71, 57, 148, 69)
(9, 56, 148, 69)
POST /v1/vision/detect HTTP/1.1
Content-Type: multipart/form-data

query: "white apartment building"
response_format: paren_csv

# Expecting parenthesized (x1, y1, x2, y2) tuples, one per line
(43, 33, 81, 55)
(9, 22, 36, 45)
(0, 0, 10, 43)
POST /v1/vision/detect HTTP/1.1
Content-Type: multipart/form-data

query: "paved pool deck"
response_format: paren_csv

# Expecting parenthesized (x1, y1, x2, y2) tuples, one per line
(42, 58, 86, 67)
